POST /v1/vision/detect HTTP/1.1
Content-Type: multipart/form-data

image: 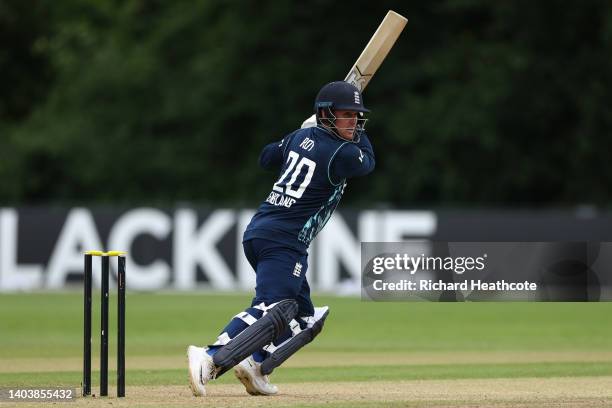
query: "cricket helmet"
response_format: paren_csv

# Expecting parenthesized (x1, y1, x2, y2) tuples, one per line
(313, 81, 370, 113)
(314, 81, 369, 140)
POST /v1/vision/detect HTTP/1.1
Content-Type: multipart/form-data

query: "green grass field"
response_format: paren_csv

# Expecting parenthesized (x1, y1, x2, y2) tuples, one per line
(1, 292, 611, 407)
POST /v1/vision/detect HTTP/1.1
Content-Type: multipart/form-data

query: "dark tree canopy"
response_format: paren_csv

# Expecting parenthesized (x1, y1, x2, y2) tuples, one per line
(1, 0, 611, 207)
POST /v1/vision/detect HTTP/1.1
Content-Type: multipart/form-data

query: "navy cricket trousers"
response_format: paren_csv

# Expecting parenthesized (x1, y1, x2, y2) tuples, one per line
(243, 238, 314, 317)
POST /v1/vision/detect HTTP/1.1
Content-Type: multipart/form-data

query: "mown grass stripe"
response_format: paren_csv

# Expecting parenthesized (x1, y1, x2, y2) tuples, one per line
(1, 362, 611, 387)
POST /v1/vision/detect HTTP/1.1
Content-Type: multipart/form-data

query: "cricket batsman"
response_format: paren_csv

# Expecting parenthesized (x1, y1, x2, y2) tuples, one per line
(187, 81, 375, 396)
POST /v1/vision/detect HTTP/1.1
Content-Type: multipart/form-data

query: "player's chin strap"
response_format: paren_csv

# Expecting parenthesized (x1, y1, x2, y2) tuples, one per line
(260, 306, 330, 375)
(316, 106, 366, 142)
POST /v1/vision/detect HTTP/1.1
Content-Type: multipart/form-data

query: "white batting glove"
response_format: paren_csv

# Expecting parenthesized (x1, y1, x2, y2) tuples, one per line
(301, 114, 317, 129)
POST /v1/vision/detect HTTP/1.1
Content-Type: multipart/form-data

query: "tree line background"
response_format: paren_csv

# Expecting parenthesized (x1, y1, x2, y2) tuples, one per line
(1, 0, 611, 208)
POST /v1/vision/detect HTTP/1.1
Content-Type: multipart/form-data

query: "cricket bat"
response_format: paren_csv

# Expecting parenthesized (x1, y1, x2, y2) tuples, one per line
(302, 10, 408, 128)
(344, 10, 408, 92)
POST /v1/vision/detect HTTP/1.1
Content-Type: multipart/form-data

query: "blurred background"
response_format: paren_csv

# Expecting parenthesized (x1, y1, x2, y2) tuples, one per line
(1, 0, 612, 292)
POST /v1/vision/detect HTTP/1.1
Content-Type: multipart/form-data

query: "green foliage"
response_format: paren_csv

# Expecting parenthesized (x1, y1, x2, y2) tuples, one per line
(1, 1, 611, 206)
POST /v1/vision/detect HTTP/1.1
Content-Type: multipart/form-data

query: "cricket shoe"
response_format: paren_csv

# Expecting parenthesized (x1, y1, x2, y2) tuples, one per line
(234, 356, 278, 396)
(187, 345, 216, 396)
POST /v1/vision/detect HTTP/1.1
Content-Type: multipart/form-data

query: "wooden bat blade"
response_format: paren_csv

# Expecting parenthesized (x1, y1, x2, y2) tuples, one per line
(301, 10, 407, 128)
(345, 10, 408, 91)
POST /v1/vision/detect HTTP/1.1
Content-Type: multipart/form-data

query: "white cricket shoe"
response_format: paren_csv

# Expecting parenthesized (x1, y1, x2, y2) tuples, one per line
(234, 356, 278, 396)
(187, 345, 216, 396)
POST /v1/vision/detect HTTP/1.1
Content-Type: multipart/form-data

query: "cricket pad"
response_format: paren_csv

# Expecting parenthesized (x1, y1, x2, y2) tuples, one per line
(261, 307, 330, 375)
(213, 299, 298, 375)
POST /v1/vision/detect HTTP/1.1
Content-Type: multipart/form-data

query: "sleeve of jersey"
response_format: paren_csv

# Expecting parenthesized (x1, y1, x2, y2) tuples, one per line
(259, 140, 284, 170)
(329, 134, 375, 183)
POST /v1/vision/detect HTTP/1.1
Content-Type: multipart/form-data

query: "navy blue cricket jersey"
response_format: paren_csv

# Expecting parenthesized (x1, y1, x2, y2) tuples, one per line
(243, 125, 375, 252)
